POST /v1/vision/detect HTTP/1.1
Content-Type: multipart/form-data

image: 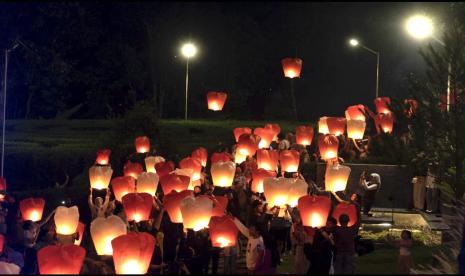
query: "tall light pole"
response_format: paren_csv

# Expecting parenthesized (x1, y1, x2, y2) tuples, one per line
(181, 42, 197, 120)
(349, 38, 380, 98)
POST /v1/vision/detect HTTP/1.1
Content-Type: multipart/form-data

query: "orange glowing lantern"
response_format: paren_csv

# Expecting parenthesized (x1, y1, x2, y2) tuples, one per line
(89, 165, 113, 190)
(54, 206, 79, 235)
(163, 190, 193, 223)
(295, 126, 314, 146)
(136, 172, 159, 196)
(155, 161, 175, 178)
(263, 177, 293, 208)
(160, 174, 190, 194)
(254, 127, 274, 149)
(20, 197, 45, 222)
(144, 156, 165, 173)
(211, 161, 236, 188)
(405, 99, 418, 118)
(122, 192, 153, 223)
(111, 176, 136, 202)
(325, 163, 351, 192)
(233, 127, 252, 143)
(135, 136, 150, 153)
(347, 119, 366, 140)
(211, 196, 229, 217)
(374, 97, 391, 114)
(172, 169, 197, 191)
(279, 150, 300, 173)
(281, 58, 303, 78)
(251, 168, 276, 193)
(180, 196, 213, 231)
(91, 215, 127, 256)
(179, 157, 202, 181)
(211, 152, 233, 164)
(264, 123, 281, 142)
(332, 202, 358, 227)
(318, 134, 339, 161)
(326, 117, 346, 136)
(376, 113, 394, 134)
(288, 179, 308, 207)
(191, 147, 208, 167)
(111, 232, 155, 275)
(236, 134, 260, 157)
(234, 151, 247, 164)
(207, 91, 228, 111)
(298, 195, 331, 228)
(124, 161, 143, 180)
(37, 244, 86, 275)
(256, 149, 279, 171)
(95, 149, 111, 165)
(74, 222, 85, 246)
(208, 216, 238, 248)
(345, 105, 366, 121)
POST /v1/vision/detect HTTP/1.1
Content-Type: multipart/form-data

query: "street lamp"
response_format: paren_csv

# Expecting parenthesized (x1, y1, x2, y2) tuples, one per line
(349, 38, 380, 98)
(181, 42, 197, 120)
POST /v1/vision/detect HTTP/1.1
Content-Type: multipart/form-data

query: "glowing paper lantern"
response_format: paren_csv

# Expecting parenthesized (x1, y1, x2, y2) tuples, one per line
(325, 163, 351, 192)
(179, 157, 202, 181)
(211, 161, 236, 188)
(233, 127, 252, 143)
(163, 190, 193, 223)
(376, 113, 394, 134)
(295, 126, 314, 146)
(211, 152, 233, 164)
(180, 196, 213, 231)
(111, 232, 155, 275)
(332, 203, 358, 227)
(326, 117, 346, 136)
(263, 177, 293, 208)
(207, 91, 228, 111)
(136, 172, 159, 196)
(135, 136, 150, 153)
(91, 215, 127, 256)
(54, 206, 79, 235)
(256, 149, 279, 171)
(347, 120, 366, 140)
(191, 147, 208, 167)
(0, 261, 20, 274)
(208, 216, 239, 248)
(234, 151, 247, 164)
(374, 97, 391, 114)
(281, 58, 303, 78)
(144, 156, 157, 173)
(172, 169, 197, 190)
(318, 117, 329, 134)
(111, 176, 136, 202)
(122, 193, 153, 222)
(20, 197, 45, 222)
(288, 179, 308, 207)
(160, 174, 190, 194)
(236, 134, 260, 157)
(405, 99, 418, 118)
(37, 244, 85, 274)
(211, 196, 229, 217)
(74, 222, 85, 246)
(254, 127, 274, 149)
(251, 168, 276, 193)
(124, 161, 143, 180)
(318, 134, 339, 161)
(155, 161, 175, 178)
(279, 150, 300, 173)
(298, 195, 331, 228)
(345, 105, 366, 121)
(95, 149, 111, 166)
(89, 165, 113, 190)
(264, 123, 281, 142)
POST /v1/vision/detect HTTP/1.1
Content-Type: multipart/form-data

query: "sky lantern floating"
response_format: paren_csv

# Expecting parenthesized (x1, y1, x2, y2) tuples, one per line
(124, 161, 143, 180)
(279, 150, 300, 173)
(209, 215, 239, 248)
(111, 232, 155, 275)
(281, 58, 303, 78)
(347, 119, 366, 140)
(374, 97, 391, 114)
(326, 117, 346, 136)
(264, 123, 281, 142)
(234, 151, 247, 164)
(254, 127, 275, 149)
(211, 152, 232, 164)
(160, 174, 190, 194)
(236, 134, 260, 157)
(111, 176, 136, 202)
(122, 192, 153, 223)
(163, 190, 193, 223)
(251, 168, 276, 193)
(90, 215, 127, 256)
(345, 105, 366, 121)
(295, 125, 314, 146)
(95, 149, 111, 166)
(233, 127, 252, 143)
(180, 196, 213, 231)
(376, 113, 394, 134)
(179, 157, 202, 181)
(318, 117, 329, 134)
(318, 134, 339, 161)
(89, 165, 113, 190)
(206, 91, 228, 111)
(37, 244, 86, 275)
(404, 99, 418, 118)
(211, 161, 236, 188)
(325, 163, 351, 192)
(288, 179, 308, 207)
(263, 177, 293, 208)
(74, 222, 85, 246)
(298, 195, 332, 228)
(191, 147, 208, 167)
(256, 149, 279, 171)
(172, 169, 197, 190)
(210, 196, 229, 217)
(20, 197, 45, 222)
(136, 172, 159, 196)
(54, 206, 79, 235)
(144, 156, 162, 173)
(155, 161, 175, 178)
(134, 136, 150, 153)
(0, 261, 20, 274)
(332, 202, 358, 227)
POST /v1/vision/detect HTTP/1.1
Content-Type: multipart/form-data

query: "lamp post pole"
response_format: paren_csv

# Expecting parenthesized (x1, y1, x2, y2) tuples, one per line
(359, 44, 380, 99)
(185, 58, 189, 120)
(1, 48, 10, 177)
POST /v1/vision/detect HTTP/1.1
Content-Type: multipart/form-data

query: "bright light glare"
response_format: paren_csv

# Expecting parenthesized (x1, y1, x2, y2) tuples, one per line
(181, 43, 197, 58)
(349, 38, 359, 47)
(405, 15, 433, 40)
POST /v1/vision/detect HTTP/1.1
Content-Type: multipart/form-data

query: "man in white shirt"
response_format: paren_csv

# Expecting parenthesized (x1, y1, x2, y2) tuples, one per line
(360, 172, 381, 217)
(232, 217, 264, 273)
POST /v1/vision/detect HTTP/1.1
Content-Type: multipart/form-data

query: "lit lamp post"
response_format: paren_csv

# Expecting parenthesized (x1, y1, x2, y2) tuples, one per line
(181, 43, 197, 120)
(348, 38, 380, 98)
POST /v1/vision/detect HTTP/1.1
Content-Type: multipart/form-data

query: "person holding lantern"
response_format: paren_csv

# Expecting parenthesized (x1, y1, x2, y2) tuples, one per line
(360, 172, 381, 217)
(332, 214, 358, 274)
(88, 188, 111, 219)
(232, 217, 265, 274)
(303, 217, 336, 275)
